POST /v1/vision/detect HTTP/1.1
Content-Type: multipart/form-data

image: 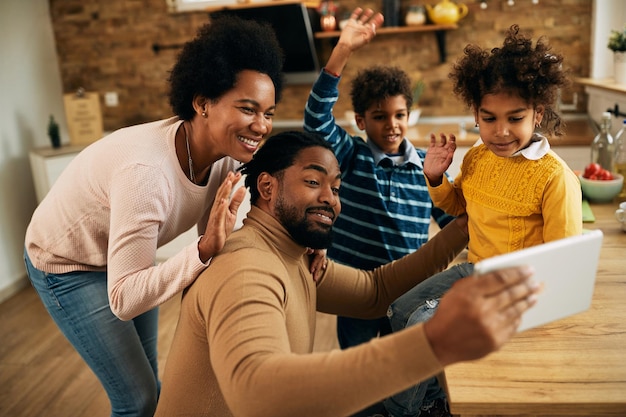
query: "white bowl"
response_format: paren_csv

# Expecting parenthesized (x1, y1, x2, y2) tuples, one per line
(579, 173, 624, 203)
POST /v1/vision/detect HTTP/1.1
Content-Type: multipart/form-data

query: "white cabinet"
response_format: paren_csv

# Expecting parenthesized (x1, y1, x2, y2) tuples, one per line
(29, 145, 85, 203)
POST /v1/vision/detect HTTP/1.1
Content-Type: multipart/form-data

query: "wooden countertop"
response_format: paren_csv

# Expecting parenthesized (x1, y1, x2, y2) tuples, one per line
(406, 118, 596, 148)
(575, 76, 626, 94)
(444, 202, 626, 417)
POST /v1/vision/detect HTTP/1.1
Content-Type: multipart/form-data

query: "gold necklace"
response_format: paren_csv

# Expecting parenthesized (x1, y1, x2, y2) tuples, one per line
(183, 123, 195, 184)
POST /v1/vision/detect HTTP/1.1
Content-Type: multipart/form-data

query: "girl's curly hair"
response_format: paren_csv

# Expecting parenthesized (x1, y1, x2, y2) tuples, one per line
(450, 24, 570, 136)
(350, 66, 413, 115)
(168, 15, 285, 120)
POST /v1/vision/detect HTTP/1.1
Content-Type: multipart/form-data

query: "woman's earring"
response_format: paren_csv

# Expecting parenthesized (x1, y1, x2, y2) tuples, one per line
(201, 111, 207, 118)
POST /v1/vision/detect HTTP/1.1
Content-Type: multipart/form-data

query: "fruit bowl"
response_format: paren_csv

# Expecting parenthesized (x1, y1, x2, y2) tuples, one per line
(579, 173, 624, 203)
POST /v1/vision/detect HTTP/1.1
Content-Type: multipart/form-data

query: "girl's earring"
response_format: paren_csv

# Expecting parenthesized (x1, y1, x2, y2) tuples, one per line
(475, 122, 479, 128)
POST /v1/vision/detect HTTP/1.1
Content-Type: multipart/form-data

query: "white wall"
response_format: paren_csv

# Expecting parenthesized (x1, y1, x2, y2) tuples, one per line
(0, 0, 69, 302)
(591, 0, 626, 79)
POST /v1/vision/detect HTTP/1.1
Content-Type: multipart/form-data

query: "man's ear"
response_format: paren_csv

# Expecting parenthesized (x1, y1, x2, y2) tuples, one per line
(257, 173, 275, 201)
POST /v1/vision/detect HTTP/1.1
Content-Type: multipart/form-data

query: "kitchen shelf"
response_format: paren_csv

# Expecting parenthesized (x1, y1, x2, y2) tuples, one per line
(314, 24, 458, 63)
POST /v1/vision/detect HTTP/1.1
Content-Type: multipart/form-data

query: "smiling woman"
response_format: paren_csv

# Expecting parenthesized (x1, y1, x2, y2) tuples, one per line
(22, 15, 285, 417)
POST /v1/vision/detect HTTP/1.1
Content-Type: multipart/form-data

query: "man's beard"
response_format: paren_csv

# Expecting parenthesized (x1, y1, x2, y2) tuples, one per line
(275, 193, 334, 250)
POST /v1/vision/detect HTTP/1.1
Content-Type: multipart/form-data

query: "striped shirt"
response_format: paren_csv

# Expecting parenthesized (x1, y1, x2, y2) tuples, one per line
(304, 71, 453, 270)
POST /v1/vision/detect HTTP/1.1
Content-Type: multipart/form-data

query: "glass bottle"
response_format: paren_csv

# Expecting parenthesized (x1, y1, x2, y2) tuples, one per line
(614, 119, 626, 198)
(47, 115, 61, 148)
(590, 112, 614, 171)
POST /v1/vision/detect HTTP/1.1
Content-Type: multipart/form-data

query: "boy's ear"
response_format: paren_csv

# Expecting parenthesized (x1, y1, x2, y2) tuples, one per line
(355, 113, 366, 131)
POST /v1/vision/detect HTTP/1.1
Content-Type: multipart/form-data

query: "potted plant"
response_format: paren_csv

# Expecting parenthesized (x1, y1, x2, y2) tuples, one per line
(608, 26, 626, 84)
(409, 78, 425, 126)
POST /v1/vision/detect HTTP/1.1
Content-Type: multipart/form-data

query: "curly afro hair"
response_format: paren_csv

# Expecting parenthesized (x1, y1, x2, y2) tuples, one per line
(350, 66, 413, 115)
(168, 15, 285, 120)
(240, 130, 332, 205)
(450, 24, 570, 136)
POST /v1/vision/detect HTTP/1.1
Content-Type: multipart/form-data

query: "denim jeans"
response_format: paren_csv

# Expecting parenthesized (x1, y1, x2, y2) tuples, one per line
(24, 249, 160, 417)
(384, 262, 474, 416)
(337, 316, 392, 348)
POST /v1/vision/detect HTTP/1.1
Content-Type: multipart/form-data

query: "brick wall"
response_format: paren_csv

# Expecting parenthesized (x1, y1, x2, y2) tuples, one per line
(49, 0, 592, 131)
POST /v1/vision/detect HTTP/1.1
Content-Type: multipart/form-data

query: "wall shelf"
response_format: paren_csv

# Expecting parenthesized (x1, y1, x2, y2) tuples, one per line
(314, 24, 458, 63)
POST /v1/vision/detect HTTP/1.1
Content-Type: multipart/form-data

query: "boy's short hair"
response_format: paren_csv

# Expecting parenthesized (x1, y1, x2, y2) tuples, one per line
(350, 66, 413, 114)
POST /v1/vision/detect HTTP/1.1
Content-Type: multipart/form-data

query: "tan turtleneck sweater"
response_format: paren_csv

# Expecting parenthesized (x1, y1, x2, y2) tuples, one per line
(155, 205, 468, 417)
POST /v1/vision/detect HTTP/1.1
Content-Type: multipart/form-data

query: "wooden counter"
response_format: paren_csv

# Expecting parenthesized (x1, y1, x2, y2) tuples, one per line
(575, 77, 626, 95)
(444, 202, 626, 417)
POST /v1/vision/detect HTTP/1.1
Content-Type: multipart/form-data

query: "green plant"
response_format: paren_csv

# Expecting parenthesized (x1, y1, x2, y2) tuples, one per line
(411, 79, 425, 108)
(608, 26, 626, 52)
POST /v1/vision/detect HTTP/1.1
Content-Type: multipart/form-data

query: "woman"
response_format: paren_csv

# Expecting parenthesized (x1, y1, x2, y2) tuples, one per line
(23, 15, 284, 417)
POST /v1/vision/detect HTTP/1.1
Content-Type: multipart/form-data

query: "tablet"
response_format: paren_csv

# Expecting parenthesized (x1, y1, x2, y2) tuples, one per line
(473, 229, 604, 332)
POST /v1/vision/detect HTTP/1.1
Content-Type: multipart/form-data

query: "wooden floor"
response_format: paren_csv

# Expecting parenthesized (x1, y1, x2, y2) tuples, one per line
(0, 284, 340, 417)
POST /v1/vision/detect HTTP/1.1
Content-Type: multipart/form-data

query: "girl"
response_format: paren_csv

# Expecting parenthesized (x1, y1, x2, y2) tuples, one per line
(385, 24, 582, 417)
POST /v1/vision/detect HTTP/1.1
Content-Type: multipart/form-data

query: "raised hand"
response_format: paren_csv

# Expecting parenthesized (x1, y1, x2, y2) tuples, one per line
(198, 171, 246, 262)
(324, 8, 384, 76)
(337, 8, 384, 52)
(423, 133, 457, 186)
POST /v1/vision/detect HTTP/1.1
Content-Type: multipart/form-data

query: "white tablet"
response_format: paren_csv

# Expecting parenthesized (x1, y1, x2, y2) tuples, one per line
(473, 230, 604, 332)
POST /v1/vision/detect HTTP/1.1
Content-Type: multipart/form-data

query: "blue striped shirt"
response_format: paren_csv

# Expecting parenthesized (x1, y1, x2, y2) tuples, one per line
(304, 71, 454, 270)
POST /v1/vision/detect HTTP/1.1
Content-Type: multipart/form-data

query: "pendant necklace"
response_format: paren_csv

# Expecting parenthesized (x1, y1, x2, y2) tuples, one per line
(183, 123, 195, 184)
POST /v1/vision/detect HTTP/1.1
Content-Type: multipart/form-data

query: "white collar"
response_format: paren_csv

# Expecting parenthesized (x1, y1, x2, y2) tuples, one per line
(474, 133, 550, 160)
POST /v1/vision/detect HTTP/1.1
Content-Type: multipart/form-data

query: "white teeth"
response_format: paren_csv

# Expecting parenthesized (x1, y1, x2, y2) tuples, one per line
(238, 136, 258, 147)
(316, 213, 331, 221)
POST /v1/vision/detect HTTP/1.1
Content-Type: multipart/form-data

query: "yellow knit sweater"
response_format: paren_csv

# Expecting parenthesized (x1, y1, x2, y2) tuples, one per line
(428, 142, 582, 263)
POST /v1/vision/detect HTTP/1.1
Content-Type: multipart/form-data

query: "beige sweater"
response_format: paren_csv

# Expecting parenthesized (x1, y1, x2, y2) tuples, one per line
(155, 206, 468, 417)
(25, 117, 241, 320)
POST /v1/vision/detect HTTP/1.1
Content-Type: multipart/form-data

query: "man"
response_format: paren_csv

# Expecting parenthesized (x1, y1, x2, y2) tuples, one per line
(154, 131, 539, 417)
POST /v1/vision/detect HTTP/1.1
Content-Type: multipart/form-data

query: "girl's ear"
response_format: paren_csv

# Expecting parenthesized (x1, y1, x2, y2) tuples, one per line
(535, 105, 545, 126)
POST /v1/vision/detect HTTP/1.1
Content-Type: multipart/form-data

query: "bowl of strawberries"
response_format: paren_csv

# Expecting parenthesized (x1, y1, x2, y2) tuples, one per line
(579, 163, 624, 203)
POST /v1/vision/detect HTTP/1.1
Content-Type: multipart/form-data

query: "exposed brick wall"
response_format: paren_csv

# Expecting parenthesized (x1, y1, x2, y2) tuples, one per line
(49, 0, 591, 131)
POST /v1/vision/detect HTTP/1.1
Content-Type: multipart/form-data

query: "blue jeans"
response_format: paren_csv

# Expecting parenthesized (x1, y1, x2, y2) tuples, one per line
(24, 249, 160, 417)
(384, 262, 474, 417)
(337, 316, 392, 349)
